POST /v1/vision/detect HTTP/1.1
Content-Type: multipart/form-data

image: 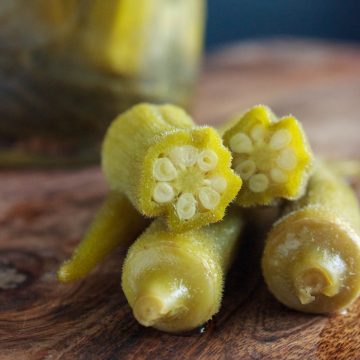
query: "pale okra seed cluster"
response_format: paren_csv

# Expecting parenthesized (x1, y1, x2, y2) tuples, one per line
(230, 126, 297, 193)
(152, 145, 227, 220)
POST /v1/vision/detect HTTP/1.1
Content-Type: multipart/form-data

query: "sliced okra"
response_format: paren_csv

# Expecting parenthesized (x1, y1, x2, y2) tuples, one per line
(222, 105, 313, 206)
(102, 103, 242, 232)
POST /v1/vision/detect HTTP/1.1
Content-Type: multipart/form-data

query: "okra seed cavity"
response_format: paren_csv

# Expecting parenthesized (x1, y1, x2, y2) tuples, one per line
(151, 145, 228, 221)
(270, 168, 288, 183)
(235, 160, 256, 180)
(197, 150, 218, 172)
(153, 182, 175, 203)
(270, 129, 292, 150)
(169, 146, 197, 168)
(276, 149, 297, 170)
(176, 193, 197, 220)
(198, 187, 221, 210)
(229, 133, 253, 154)
(248, 173, 269, 192)
(153, 158, 178, 181)
(251, 125, 266, 143)
(208, 176, 227, 193)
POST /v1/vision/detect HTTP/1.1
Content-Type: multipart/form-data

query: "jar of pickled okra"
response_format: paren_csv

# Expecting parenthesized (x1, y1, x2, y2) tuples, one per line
(0, 0, 205, 167)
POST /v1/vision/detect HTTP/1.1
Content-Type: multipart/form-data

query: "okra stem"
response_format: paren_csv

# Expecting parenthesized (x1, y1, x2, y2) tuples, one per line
(133, 275, 189, 327)
(262, 162, 360, 313)
(122, 209, 244, 333)
(292, 248, 345, 304)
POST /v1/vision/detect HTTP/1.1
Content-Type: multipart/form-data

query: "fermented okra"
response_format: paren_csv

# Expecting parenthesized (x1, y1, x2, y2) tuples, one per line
(58, 192, 148, 283)
(122, 209, 244, 333)
(78, 0, 204, 78)
(78, 0, 151, 75)
(222, 105, 313, 206)
(262, 162, 360, 313)
(102, 103, 242, 232)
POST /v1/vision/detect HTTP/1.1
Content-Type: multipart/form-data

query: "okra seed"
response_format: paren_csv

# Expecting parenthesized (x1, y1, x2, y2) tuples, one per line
(270, 129, 292, 150)
(153, 182, 175, 203)
(198, 187, 221, 210)
(235, 160, 256, 180)
(153, 158, 178, 181)
(276, 148, 297, 170)
(270, 168, 288, 183)
(176, 193, 197, 220)
(250, 125, 266, 143)
(197, 150, 218, 172)
(249, 173, 269, 192)
(229, 133, 253, 154)
(168, 145, 198, 168)
(208, 176, 227, 193)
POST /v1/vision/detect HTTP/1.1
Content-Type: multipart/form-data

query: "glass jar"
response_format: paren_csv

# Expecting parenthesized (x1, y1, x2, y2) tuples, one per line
(0, 0, 205, 167)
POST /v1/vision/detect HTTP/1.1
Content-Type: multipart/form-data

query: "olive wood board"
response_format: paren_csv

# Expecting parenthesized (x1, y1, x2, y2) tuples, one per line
(1, 40, 360, 359)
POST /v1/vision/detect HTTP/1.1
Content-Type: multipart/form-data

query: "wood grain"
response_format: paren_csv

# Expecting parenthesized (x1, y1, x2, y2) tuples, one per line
(1, 40, 360, 359)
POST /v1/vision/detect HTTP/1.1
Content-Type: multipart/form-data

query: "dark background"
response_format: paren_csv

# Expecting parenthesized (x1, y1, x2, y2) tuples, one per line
(206, 0, 360, 50)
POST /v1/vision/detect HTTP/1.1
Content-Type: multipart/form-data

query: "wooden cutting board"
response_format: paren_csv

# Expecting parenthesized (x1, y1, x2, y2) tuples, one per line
(1, 40, 360, 360)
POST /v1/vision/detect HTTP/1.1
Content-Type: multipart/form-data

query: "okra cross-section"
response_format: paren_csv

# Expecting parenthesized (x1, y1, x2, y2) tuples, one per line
(222, 105, 313, 206)
(102, 103, 242, 232)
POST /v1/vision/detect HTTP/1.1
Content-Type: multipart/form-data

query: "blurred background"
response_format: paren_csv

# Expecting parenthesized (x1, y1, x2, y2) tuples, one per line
(1, 0, 359, 167)
(206, 0, 360, 50)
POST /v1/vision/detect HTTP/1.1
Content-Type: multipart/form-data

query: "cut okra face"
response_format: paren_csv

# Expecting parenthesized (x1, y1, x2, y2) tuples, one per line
(143, 127, 242, 231)
(153, 147, 226, 218)
(222, 105, 313, 206)
(102, 103, 242, 232)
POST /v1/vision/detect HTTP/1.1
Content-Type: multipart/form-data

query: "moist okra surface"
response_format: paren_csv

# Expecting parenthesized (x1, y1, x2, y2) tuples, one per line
(122, 209, 244, 333)
(222, 105, 313, 206)
(262, 162, 360, 313)
(102, 103, 242, 232)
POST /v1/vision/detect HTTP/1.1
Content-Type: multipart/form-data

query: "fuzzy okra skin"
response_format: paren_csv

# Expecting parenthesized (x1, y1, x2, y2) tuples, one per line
(102, 103, 242, 232)
(262, 162, 360, 313)
(222, 105, 313, 206)
(122, 209, 244, 333)
(57, 192, 148, 283)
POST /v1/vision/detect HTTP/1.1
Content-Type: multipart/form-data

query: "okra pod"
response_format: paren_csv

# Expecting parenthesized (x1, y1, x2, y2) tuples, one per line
(58, 192, 148, 283)
(262, 162, 360, 313)
(102, 103, 242, 232)
(222, 105, 313, 206)
(122, 209, 244, 333)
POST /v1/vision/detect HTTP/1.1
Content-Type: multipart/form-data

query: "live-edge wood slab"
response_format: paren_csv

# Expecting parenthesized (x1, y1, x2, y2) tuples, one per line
(1, 40, 360, 360)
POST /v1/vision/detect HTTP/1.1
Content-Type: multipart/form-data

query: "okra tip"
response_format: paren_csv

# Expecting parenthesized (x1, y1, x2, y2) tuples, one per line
(133, 282, 189, 327)
(57, 261, 72, 283)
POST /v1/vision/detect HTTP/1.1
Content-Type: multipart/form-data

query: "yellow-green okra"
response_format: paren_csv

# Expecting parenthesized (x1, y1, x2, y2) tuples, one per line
(102, 103, 242, 232)
(122, 209, 244, 333)
(262, 162, 360, 313)
(58, 192, 148, 283)
(222, 105, 313, 206)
